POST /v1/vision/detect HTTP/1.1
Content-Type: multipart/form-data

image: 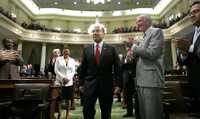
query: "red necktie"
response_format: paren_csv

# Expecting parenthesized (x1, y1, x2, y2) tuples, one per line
(95, 44, 100, 64)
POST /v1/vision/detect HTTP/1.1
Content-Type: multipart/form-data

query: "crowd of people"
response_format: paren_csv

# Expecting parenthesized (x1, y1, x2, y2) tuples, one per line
(112, 12, 188, 34)
(21, 21, 88, 34)
(0, 7, 17, 23)
(0, 1, 200, 119)
(0, 6, 189, 35)
(112, 26, 139, 33)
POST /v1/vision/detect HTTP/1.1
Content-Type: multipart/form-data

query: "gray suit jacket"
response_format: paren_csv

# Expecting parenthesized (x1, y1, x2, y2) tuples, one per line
(132, 27, 165, 88)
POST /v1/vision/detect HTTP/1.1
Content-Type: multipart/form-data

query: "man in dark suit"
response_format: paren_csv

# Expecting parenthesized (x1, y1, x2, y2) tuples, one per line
(79, 23, 120, 119)
(175, 1, 200, 115)
(121, 49, 138, 118)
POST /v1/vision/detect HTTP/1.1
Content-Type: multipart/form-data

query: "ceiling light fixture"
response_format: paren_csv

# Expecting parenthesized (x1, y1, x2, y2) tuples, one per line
(86, 0, 111, 4)
(54, 2, 58, 5)
(73, 2, 77, 5)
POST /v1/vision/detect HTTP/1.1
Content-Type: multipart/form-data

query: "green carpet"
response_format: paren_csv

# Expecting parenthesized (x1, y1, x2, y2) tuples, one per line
(60, 99, 135, 119)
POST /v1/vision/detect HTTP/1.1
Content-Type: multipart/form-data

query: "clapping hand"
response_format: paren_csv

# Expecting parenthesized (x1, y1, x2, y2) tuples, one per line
(126, 50, 133, 57)
(173, 37, 191, 52)
(79, 86, 84, 93)
(0, 50, 19, 61)
(114, 87, 120, 95)
(63, 77, 69, 85)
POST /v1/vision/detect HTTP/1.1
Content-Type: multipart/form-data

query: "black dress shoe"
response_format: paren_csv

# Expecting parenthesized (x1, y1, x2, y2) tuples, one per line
(123, 113, 134, 117)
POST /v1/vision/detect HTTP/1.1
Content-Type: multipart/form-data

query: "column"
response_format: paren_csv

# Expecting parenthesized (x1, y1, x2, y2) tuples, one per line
(171, 39, 177, 69)
(64, 44, 69, 48)
(40, 43, 46, 73)
(17, 40, 23, 56)
(17, 40, 23, 72)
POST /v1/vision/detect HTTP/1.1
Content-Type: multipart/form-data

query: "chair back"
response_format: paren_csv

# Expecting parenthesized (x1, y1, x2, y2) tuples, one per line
(14, 83, 50, 102)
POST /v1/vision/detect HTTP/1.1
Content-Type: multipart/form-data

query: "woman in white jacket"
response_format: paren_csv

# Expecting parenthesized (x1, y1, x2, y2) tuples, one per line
(54, 48, 76, 119)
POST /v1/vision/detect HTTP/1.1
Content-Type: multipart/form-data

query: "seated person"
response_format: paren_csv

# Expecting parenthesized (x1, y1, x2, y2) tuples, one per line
(0, 38, 23, 79)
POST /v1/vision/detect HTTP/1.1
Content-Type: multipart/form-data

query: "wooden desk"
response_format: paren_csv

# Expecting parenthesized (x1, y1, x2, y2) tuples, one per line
(0, 79, 60, 119)
(163, 75, 192, 116)
(165, 75, 187, 81)
(50, 85, 60, 119)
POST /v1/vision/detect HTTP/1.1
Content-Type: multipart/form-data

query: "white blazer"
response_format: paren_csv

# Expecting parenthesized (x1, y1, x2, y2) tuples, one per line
(54, 56, 76, 87)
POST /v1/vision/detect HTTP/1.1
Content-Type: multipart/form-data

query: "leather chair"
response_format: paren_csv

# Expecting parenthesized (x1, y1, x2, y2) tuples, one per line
(9, 83, 50, 119)
(0, 88, 14, 119)
(0, 101, 12, 119)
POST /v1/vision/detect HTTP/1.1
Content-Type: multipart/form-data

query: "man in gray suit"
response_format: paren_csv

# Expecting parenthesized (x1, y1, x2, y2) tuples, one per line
(130, 15, 165, 119)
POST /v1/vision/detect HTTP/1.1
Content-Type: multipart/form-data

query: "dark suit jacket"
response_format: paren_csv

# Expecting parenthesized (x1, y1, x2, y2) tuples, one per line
(177, 31, 200, 89)
(79, 43, 120, 93)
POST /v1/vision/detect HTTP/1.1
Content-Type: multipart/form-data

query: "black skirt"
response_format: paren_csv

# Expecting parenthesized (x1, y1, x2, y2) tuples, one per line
(61, 86, 73, 100)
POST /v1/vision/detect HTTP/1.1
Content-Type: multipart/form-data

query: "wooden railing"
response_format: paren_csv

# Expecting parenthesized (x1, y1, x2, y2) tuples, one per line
(163, 75, 192, 118)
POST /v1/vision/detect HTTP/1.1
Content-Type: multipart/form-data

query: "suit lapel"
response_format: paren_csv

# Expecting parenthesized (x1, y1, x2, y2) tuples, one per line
(194, 35, 200, 52)
(100, 44, 106, 63)
(90, 45, 96, 65)
(143, 29, 152, 48)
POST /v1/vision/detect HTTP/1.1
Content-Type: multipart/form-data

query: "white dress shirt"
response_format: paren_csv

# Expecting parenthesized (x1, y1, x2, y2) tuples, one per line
(189, 27, 200, 53)
(94, 41, 103, 54)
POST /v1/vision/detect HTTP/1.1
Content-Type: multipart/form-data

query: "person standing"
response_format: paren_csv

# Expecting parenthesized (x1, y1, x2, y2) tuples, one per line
(0, 38, 23, 79)
(79, 23, 120, 119)
(174, 1, 200, 115)
(122, 51, 135, 117)
(122, 47, 139, 118)
(130, 15, 165, 119)
(48, 48, 61, 79)
(54, 48, 76, 119)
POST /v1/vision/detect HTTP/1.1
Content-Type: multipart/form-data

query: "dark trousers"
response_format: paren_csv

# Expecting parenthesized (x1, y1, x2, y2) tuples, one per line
(123, 72, 139, 118)
(124, 78, 134, 115)
(80, 91, 84, 106)
(83, 80, 113, 119)
(190, 81, 200, 113)
(134, 90, 140, 119)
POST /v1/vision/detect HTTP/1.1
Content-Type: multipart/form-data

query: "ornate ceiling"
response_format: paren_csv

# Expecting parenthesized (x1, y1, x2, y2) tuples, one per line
(32, 0, 161, 11)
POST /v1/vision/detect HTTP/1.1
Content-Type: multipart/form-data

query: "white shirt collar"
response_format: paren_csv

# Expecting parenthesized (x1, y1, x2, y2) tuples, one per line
(195, 26, 200, 33)
(94, 41, 103, 48)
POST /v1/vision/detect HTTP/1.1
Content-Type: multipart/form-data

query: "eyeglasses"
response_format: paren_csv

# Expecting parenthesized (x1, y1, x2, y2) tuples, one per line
(189, 9, 200, 16)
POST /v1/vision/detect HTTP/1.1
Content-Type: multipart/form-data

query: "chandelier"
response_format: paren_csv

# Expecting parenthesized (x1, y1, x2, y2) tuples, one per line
(86, 0, 111, 4)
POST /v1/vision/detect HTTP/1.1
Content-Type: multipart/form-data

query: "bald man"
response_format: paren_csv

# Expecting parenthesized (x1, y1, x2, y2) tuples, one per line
(131, 15, 165, 119)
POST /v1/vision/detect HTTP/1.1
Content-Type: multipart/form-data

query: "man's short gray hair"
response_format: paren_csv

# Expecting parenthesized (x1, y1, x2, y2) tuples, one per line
(88, 23, 107, 34)
(138, 15, 152, 25)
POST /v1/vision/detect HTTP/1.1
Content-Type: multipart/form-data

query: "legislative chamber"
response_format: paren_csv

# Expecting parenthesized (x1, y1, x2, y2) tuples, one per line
(0, 0, 199, 119)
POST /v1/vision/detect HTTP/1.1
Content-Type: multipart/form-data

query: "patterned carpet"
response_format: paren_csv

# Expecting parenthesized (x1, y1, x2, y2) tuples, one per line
(58, 99, 200, 119)
(59, 98, 135, 119)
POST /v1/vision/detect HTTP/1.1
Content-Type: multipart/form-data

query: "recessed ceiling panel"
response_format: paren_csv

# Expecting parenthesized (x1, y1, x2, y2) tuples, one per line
(32, 0, 161, 11)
